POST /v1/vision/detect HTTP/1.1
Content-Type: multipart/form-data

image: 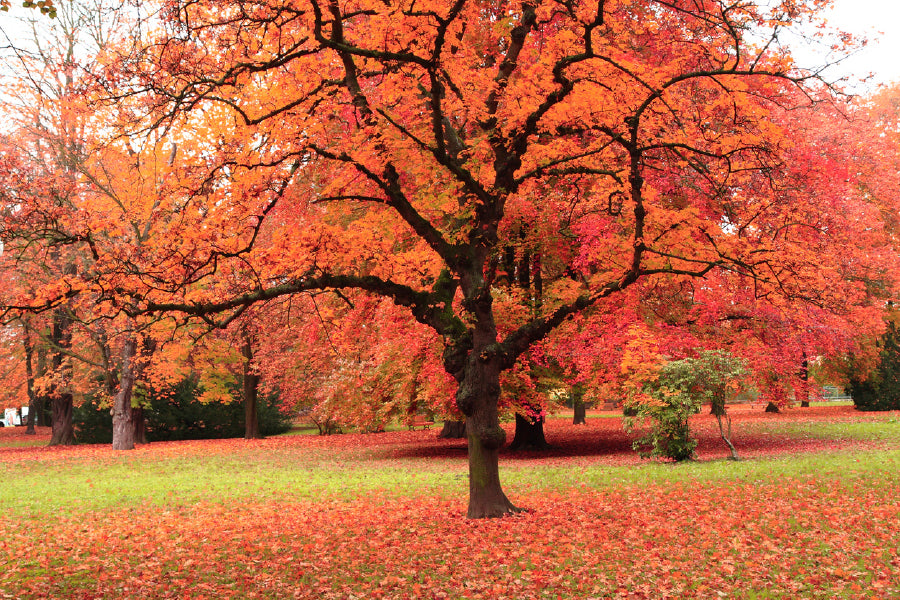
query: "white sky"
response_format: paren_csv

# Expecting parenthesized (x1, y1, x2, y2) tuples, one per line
(1, 1, 898, 95)
(800, 0, 900, 91)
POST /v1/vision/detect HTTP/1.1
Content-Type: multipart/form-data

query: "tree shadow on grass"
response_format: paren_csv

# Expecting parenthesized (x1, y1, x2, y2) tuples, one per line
(379, 420, 636, 462)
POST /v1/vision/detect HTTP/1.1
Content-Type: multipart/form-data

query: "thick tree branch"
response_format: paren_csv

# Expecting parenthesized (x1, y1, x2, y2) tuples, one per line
(136, 270, 465, 339)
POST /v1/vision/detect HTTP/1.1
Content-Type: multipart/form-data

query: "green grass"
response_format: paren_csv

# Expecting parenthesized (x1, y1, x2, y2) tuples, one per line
(0, 449, 466, 516)
(0, 439, 46, 448)
(742, 418, 900, 440)
(809, 400, 854, 407)
(504, 446, 900, 492)
(3, 413, 900, 599)
(3, 421, 899, 519)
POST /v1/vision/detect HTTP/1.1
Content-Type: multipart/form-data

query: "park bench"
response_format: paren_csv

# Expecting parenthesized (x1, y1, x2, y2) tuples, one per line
(408, 416, 434, 430)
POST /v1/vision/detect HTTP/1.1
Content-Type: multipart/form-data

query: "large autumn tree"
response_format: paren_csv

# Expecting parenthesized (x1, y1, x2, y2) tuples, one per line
(80, 0, 889, 517)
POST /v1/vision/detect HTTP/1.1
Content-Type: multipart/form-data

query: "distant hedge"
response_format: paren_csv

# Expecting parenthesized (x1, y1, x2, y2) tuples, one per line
(75, 376, 292, 444)
(849, 320, 900, 412)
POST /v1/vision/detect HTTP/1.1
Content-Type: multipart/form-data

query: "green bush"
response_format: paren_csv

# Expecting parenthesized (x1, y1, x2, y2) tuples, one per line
(849, 320, 900, 411)
(75, 377, 292, 444)
(624, 350, 745, 461)
(624, 389, 698, 461)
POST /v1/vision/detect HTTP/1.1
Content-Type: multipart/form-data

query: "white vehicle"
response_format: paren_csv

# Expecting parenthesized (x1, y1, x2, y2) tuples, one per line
(1, 407, 24, 427)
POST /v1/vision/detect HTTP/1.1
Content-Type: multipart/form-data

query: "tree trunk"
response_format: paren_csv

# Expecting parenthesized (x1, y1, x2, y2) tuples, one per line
(242, 338, 262, 439)
(438, 419, 467, 438)
(23, 324, 37, 435)
(798, 357, 810, 407)
(49, 393, 75, 445)
(48, 306, 75, 446)
(455, 314, 519, 518)
(714, 411, 739, 461)
(465, 400, 517, 519)
(35, 345, 50, 427)
(132, 406, 147, 444)
(112, 336, 138, 450)
(132, 335, 157, 445)
(571, 385, 587, 425)
(764, 402, 780, 413)
(508, 412, 550, 450)
(573, 399, 587, 425)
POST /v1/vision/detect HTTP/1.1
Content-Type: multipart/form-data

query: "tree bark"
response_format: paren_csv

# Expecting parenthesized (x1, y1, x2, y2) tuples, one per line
(798, 357, 810, 407)
(23, 323, 38, 434)
(438, 419, 467, 438)
(713, 408, 739, 461)
(48, 306, 75, 446)
(573, 399, 587, 425)
(112, 336, 138, 450)
(34, 346, 50, 427)
(571, 385, 587, 425)
(508, 412, 550, 450)
(465, 398, 517, 519)
(132, 335, 157, 444)
(454, 301, 519, 518)
(242, 338, 262, 439)
(132, 406, 147, 444)
(764, 402, 780, 413)
(49, 393, 75, 445)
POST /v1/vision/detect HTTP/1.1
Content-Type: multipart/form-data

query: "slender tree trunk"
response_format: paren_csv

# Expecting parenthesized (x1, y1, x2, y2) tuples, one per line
(23, 324, 37, 434)
(132, 406, 147, 444)
(242, 338, 262, 439)
(112, 336, 138, 450)
(713, 404, 739, 460)
(132, 336, 157, 445)
(798, 357, 810, 407)
(48, 306, 75, 446)
(36, 346, 50, 427)
(508, 412, 550, 450)
(31, 395, 49, 428)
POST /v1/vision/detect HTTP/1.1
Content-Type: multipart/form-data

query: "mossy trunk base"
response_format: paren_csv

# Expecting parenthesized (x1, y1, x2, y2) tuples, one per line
(467, 430, 519, 519)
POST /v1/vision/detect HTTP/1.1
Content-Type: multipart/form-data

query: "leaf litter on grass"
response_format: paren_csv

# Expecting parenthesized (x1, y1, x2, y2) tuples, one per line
(1, 405, 899, 599)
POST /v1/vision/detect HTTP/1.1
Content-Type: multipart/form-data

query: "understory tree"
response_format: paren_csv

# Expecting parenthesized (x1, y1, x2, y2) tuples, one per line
(848, 317, 900, 411)
(623, 350, 744, 461)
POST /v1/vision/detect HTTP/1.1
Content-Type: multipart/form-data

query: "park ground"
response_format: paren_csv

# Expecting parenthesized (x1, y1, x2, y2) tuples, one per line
(1, 405, 899, 599)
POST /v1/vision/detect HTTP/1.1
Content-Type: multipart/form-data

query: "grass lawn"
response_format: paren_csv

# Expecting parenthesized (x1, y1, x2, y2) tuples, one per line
(1, 405, 898, 599)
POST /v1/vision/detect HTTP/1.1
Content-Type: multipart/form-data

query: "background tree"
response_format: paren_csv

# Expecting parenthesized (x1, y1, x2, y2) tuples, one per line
(0, 0, 189, 449)
(847, 308, 900, 411)
(0, 0, 56, 17)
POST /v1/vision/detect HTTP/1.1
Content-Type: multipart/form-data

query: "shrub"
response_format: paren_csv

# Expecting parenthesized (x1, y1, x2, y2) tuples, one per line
(624, 390, 699, 461)
(624, 350, 745, 461)
(849, 320, 900, 411)
(75, 376, 292, 443)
